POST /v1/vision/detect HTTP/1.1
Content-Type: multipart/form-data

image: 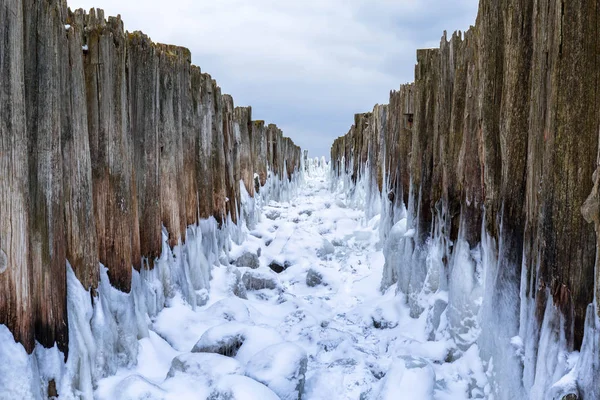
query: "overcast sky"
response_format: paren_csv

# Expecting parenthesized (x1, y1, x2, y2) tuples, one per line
(69, 0, 479, 157)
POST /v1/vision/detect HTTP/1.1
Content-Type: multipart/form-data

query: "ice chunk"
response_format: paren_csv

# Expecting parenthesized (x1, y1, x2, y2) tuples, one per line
(447, 239, 483, 350)
(205, 298, 251, 323)
(65, 263, 98, 398)
(0, 325, 41, 399)
(381, 218, 413, 292)
(425, 297, 448, 340)
(93, 266, 141, 378)
(316, 238, 335, 259)
(390, 218, 408, 236)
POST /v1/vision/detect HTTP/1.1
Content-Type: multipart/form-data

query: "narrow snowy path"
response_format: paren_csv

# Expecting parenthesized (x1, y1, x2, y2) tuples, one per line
(96, 166, 487, 400)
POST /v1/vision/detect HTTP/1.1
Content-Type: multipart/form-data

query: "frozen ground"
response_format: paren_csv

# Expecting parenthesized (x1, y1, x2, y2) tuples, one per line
(94, 165, 489, 400)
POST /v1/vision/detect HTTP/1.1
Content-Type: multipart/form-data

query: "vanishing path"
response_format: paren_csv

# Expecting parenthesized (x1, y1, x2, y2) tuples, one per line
(96, 166, 486, 400)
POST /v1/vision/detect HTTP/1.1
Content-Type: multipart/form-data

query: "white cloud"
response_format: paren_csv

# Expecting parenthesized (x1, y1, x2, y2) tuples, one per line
(68, 0, 478, 157)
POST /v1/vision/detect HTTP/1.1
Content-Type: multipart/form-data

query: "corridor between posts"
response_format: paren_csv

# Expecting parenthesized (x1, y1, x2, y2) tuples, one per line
(94, 163, 488, 400)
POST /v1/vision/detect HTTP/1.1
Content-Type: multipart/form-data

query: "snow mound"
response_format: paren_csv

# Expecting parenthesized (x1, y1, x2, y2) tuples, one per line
(205, 298, 252, 323)
(192, 322, 283, 364)
(246, 342, 308, 400)
(375, 357, 435, 399)
(111, 375, 166, 400)
(316, 238, 335, 259)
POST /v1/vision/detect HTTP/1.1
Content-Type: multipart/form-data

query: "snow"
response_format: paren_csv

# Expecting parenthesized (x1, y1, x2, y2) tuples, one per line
(83, 162, 487, 400)
(1, 158, 595, 399)
(0, 325, 40, 400)
(211, 374, 280, 399)
(192, 322, 284, 364)
(374, 357, 435, 399)
(167, 352, 244, 378)
(77, 162, 486, 399)
(245, 342, 308, 400)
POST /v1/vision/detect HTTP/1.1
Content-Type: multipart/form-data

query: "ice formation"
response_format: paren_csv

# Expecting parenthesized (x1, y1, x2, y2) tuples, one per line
(2, 150, 596, 399)
(331, 129, 600, 399)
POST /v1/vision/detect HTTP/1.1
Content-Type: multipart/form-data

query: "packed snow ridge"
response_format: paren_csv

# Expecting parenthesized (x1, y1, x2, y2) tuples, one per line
(85, 161, 489, 399)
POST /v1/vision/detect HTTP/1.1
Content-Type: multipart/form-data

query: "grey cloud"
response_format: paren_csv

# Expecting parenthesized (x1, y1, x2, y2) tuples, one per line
(68, 0, 478, 157)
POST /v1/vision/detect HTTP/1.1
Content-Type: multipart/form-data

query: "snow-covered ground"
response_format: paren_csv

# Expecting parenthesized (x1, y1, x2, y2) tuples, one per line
(94, 164, 489, 400)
